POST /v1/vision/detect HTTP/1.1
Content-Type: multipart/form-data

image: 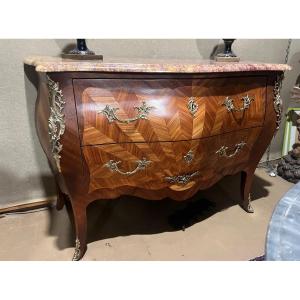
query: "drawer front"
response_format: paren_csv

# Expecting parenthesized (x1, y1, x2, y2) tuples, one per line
(83, 127, 262, 193)
(74, 78, 266, 146)
(192, 77, 266, 137)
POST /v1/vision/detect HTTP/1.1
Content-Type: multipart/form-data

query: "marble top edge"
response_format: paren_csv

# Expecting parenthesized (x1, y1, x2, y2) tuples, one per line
(24, 55, 291, 73)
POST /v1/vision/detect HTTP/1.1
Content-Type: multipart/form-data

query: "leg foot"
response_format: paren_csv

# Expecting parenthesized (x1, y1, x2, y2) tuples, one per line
(240, 170, 255, 213)
(241, 194, 254, 213)
(72, 237, 87, 261)
(72, 238, 81, 261)
(70, 200, 87, 261)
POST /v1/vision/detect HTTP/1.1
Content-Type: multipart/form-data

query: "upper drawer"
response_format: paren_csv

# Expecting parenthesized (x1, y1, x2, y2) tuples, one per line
(73, 77, 266, 145)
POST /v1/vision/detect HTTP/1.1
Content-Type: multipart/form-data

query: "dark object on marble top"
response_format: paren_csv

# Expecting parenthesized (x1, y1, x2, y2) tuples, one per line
(62, 39, 103, 61)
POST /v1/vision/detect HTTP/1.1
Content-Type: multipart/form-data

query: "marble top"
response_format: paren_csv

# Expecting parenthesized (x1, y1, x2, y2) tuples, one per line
(24, 56, 291, 73)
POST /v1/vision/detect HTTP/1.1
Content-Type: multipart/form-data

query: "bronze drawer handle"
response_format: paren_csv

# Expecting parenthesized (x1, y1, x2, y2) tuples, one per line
(223, 95, 254, 112)
(216, 141, 246, 158)
(98, 101, 155, 124)
(104, 157, 151, 176)
(166, 171, 200, 185)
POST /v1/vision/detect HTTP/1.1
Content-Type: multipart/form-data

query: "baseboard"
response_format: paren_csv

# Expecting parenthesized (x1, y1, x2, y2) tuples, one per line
(0, 196, 56, 214)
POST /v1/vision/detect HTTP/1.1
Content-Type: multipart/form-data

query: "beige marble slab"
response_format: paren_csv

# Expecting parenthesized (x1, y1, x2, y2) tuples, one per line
(24, 55, 291, 73)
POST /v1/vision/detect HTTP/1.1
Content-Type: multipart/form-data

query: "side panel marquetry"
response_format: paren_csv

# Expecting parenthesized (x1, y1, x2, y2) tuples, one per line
(73, 77, 266, 145)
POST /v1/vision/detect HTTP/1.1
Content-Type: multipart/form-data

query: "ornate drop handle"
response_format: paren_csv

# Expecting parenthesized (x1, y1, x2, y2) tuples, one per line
(216, 141, 246, 158)
(98, 101, 155, 124)
(104, 157, 151, 176)
(165, 171, 199, 185)
(223, 95, 254, 112)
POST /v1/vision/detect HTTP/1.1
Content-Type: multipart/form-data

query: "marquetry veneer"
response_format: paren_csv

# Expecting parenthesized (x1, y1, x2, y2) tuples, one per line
(25, 57, 289, 260)
(74, 77, 266, 145)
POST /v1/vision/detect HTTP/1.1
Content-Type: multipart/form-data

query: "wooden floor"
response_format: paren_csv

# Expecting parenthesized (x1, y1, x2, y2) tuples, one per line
(0, 168, 293, 261)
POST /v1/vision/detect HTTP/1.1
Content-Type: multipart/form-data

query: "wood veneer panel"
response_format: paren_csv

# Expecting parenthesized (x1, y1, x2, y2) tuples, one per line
(192, 77, 266, 138)
(82, 127, 262, 196)
(73, 77, 266, 145)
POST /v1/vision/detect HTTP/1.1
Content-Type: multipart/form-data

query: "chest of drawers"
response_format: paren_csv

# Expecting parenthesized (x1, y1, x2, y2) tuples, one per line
(25, 57, 289, 260)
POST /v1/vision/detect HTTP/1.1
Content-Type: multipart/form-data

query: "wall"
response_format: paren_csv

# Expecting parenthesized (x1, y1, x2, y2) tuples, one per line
(0, 39, 298, 208)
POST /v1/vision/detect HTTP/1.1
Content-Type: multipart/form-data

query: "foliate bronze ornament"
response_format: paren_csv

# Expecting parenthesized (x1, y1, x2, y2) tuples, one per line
(98, 101, 155, 124)
(246, 194, 254, 213)
(183, 150, 194, 164)
(166, 171, 200, 185)
(223, 95, 254, 112)
(273, 74, 284, 130)
(187, 97, 198, 117)
(216, 141, 246, 158)
(104, 157, 151, 176)
(72, 238, 81, 261)
(47, 76, 66, 172)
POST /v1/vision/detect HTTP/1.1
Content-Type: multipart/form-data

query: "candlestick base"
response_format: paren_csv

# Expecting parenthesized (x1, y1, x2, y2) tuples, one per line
(215, 39, 240, 62)
(61, 53, 103, 61)
(215, 55, 240, 62)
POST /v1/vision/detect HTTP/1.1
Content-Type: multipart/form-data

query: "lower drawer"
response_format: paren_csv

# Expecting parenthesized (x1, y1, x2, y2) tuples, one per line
(82, 127, 262, 193)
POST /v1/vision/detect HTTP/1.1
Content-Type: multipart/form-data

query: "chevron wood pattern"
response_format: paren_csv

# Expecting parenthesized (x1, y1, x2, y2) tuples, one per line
(73, 77, 266, 145)
(83, 127, 262, 196)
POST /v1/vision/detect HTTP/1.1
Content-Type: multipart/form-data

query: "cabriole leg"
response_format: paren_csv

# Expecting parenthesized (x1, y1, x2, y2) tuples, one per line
(70, 199, 87, 261)
(240, 170, 255, 213)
